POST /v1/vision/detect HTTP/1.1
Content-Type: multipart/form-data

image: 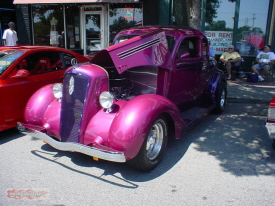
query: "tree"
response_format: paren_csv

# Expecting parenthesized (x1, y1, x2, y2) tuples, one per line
(205, 0, 220, 24)
(186, 0, 201, 29)
(205, 20, 231, 31)
(173, 0, 220, 29)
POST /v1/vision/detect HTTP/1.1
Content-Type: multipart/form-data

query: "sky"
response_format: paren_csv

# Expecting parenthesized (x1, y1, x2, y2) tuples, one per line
(214, 0, 270, 32)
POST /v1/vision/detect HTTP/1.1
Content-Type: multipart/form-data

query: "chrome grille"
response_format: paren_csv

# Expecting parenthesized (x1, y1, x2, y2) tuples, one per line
(60, 73, 89, 142)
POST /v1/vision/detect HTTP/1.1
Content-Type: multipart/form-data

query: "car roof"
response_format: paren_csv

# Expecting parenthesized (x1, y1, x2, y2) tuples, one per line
(0, 45, 73, 53)
(115, 26, 205, 38)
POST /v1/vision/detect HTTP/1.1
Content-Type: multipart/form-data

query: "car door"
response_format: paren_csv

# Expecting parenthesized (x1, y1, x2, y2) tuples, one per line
(167, 37, 205, 110)
(0, 51, 76, 129)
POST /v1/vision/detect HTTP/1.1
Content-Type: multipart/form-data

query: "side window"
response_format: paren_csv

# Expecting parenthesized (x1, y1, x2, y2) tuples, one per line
(26, 52, 50, 74)
(166, 36, 175, 52)
(62, 53, 77, 69)
(177, 38, 198, 59)
(48, 52, 63, 70)
(25, 51, 62, 75)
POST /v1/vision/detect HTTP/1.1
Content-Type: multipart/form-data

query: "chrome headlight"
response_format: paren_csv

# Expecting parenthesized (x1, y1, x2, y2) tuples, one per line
(52, 83, 63, 99)
(99, 91, 115, 109)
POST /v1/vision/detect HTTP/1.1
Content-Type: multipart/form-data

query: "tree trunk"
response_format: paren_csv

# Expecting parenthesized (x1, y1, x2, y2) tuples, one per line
(186, 0, 202, 30)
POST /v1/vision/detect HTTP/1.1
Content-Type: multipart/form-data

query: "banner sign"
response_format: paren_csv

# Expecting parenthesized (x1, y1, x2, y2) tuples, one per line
(205, 31, 233, 55)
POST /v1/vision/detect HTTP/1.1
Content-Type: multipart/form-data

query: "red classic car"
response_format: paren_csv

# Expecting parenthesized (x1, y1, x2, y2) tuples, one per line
(18, 26, 227, 171)
(0, 46, 90, 131)
(265, 97, 275, 150)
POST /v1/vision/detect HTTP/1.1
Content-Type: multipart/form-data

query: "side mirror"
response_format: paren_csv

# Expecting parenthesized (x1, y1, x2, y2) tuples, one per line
(179, 51, 190, 59)
(10, 69, 30, 79)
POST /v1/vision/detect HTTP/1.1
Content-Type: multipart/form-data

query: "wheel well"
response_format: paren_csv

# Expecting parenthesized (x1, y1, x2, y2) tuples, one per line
(162, 112, 175, 139)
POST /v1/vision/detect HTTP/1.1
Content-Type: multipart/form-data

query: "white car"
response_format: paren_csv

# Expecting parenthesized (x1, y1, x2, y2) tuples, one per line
(87, 40, 101, 55)
(265, 97, 275, 150)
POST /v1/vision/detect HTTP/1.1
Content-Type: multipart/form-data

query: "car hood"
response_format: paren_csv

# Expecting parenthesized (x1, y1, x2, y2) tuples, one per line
(91, 30, 172, 74)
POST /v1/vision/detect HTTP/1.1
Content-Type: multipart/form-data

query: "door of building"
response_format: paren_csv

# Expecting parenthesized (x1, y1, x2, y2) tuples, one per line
(83, 8, 107, 56)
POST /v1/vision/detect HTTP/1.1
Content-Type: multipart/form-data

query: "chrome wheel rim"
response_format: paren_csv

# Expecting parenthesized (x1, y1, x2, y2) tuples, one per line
(220, 89, 225, 108)
(146, 122, 164, 160)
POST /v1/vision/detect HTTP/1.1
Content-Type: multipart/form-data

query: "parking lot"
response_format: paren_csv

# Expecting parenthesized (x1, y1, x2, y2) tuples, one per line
(1, 101, 275, 206)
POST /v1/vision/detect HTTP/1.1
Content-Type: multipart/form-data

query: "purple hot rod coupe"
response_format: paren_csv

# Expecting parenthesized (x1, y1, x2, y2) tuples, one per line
(18, 26, 227, 171)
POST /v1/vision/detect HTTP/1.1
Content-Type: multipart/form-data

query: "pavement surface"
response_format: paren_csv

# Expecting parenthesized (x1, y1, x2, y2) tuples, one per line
(227, 75, 275, 104)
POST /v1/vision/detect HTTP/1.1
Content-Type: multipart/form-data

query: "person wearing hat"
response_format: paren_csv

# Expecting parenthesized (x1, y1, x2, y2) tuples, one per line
(2, 22, 18, 46)
(251, 45, 275, 81)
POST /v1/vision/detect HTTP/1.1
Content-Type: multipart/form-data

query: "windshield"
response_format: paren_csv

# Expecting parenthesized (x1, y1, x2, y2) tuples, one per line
(0, 50, 24, 75)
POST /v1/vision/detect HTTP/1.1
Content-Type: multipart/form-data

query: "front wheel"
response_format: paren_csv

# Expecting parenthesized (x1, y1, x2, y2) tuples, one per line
(212, 82, 227, 114)
(127, 115, 168, 171)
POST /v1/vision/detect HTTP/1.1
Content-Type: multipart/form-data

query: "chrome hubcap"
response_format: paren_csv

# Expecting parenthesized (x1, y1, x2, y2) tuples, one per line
(220, 89, 225, 108)
(146, 122, 164, 160)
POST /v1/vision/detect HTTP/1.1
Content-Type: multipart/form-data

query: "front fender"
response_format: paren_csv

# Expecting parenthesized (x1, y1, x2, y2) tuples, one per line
(99, 94, 184, 160)
(24, 84, 56, 125)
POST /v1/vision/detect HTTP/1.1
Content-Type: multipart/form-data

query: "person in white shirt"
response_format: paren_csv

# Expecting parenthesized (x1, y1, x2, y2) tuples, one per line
(252, 45, 275, 81)
(2, 22, 18, 46)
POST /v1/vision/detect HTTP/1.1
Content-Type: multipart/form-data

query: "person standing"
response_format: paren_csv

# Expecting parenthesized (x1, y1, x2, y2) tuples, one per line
(251, 45, 275, 81)
(220, 45, 242, 80)
(2, 22, 18, 46)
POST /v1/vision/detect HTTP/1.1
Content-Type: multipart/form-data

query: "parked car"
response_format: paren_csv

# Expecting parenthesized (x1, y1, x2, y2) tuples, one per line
(265, 97, 275, 150)
(0, 46, 90, 131)
(86, 40, 101, 55)
(18, 26, 227, 171)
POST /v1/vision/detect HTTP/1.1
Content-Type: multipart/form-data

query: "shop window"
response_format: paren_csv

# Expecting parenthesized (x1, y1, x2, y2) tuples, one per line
(65, 5, 81, 50)
(32, 5, 64, 47)
(205, 0, 235, 55)
(237, 0, 269, 56)
(109, 3, 143, 43)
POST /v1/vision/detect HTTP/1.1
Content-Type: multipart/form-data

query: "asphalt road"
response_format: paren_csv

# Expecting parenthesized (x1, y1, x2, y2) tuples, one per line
(1, 102, 275, 206)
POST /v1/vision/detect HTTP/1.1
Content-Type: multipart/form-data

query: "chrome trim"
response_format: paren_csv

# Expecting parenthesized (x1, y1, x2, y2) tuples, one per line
(18, 124, 126, 162)
(265, 122, 275, 139)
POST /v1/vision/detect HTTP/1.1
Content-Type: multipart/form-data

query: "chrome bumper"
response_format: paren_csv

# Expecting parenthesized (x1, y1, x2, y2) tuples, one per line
(17, 123, 126, 162)
(265, 122, 275, 139)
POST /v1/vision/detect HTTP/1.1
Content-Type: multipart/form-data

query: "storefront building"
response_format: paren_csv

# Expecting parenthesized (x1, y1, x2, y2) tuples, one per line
(12, 0, 275, 60)
(13, 0, 143, 55)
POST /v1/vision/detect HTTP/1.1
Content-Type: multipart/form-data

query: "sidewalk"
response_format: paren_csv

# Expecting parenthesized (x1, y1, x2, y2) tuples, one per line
(227, 76, 275, 104)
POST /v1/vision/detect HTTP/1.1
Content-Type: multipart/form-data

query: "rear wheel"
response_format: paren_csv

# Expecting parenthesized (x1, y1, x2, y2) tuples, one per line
(212, 82, 227, 114)
(272, 140, 275, 150)
(127, 115, 168, 171)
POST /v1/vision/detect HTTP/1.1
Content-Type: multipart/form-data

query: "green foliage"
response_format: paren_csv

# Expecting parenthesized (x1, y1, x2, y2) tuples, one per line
(110, 16, 137, 33)
(205, 20, 231, 31)
(205, 0, 220, 24)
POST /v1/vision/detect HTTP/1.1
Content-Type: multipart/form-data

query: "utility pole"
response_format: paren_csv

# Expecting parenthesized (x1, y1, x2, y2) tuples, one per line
(252, 13, 256, 29)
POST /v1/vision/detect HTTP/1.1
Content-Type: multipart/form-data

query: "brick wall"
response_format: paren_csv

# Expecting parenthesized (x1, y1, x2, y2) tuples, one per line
(16, 4, 31, 45)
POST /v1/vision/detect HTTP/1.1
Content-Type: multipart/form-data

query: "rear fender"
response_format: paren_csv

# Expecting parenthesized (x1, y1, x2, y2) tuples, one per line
(24, 84, 56, 125)
(85, 94, 184, 160)
(208, 71, 226, 102)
